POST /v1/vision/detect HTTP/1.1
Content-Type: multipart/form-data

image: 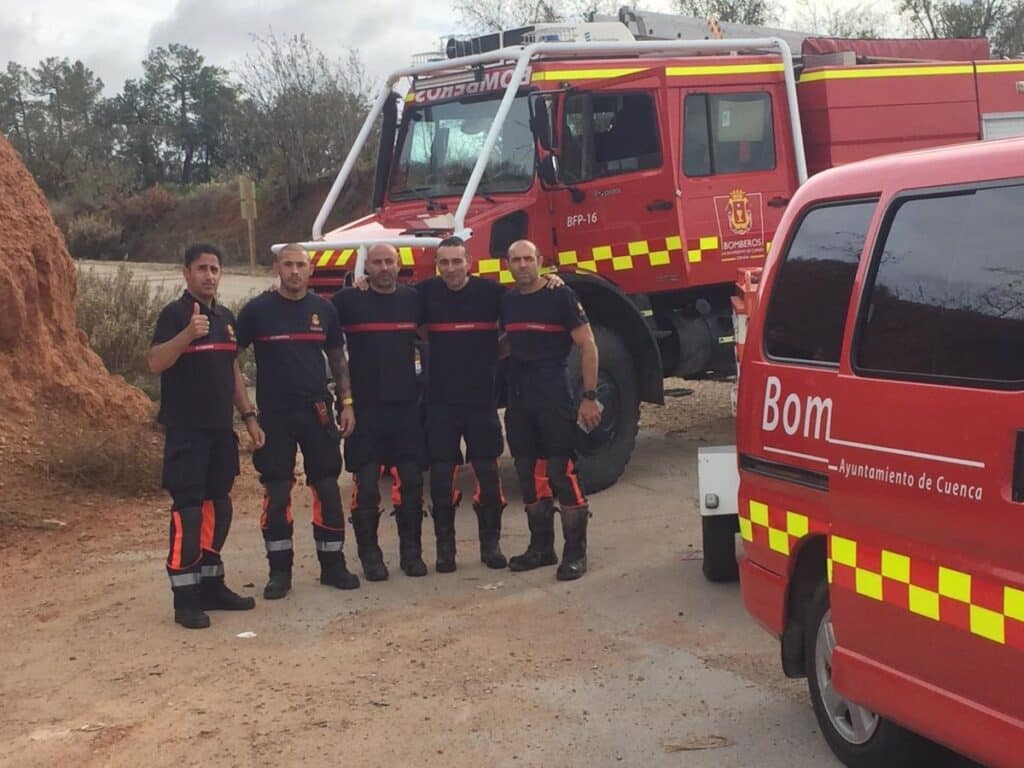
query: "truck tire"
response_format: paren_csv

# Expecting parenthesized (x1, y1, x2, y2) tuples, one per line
(805, 583, 927, 767)
(701, 514, 739, 582)
(568, 325, 639, 494)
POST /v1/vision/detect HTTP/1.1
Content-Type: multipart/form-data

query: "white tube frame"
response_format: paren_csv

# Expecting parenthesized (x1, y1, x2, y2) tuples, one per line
(274, 38, 807, 278)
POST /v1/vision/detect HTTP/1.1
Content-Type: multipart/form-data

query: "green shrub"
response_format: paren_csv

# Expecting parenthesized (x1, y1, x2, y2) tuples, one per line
(65, 212, 123, 260)
(76, 265, 172, 399)
(37, 426, 162, 497)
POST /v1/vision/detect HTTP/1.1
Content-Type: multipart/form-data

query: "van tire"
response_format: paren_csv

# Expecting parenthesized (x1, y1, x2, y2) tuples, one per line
(569, 325, 639, 494)
(805, 583, 926, 767)
(701, 514, 739, 582)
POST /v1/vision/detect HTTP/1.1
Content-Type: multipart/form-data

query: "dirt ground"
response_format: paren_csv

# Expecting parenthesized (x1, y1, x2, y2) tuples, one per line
(1, 379, 979, 767)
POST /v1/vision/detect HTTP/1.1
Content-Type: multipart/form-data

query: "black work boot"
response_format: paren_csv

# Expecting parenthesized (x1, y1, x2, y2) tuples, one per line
(350, 508, 389, 581)
(173, 585, 211, 629)
(319, 554, 361, 590)
(396, 506, 428, 577)
(556, 504, 591, 581)
(263, 570, 292, 600)
(508, 499, 558, 572)
(475, 502, 507, 569)
(201, 579, 256, 611)
(432, 506, 457, 573)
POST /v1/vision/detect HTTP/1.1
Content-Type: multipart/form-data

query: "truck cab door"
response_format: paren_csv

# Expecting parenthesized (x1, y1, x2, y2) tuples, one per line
(677, 75, 797, 288)
(545, 69, 683, 294)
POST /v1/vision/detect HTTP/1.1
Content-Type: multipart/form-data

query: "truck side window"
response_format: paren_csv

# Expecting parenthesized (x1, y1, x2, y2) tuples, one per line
(856, 182, 1024, 386)
(684, 92, 775, 176)
(764, 200, 876, 364)
(561, 91, 661, 183)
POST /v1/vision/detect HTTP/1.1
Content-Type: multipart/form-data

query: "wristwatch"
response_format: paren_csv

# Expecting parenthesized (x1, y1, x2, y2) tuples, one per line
(242, 410, 258, 421)
(581, 389, 598, 401)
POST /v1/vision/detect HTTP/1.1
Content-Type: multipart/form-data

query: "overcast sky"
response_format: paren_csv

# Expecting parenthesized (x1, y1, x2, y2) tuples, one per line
(4, 0, 871, 93)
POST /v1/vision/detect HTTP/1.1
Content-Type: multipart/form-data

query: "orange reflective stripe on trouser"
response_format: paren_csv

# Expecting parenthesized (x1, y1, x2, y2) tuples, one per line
(200, 500, 216, 553)
(311, 487, 324, 527)
(472, 459, 505, 506)
(260, 491, 293, 530)
(451, 465, 462, 506)
(534, 459, 553, 501)
(169, 510, 184, 570)
(389, 466, 402, 506)
(565, 459, 586, 506)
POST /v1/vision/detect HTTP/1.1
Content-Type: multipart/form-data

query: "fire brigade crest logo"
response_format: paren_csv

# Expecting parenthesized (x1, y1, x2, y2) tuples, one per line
(726, 189, 752, 235)
(311, 313, 321, 327)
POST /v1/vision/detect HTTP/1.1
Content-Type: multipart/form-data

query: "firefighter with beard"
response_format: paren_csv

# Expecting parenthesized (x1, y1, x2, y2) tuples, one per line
(501, 240, 601, 581)
(236, 243, 360, 599)
(148, 243, 265, 629)
(332, 244, 427, 579)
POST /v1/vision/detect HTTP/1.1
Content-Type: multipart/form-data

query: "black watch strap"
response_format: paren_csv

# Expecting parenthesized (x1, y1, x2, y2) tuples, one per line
(581, 389, 598, 401)
(242, 410, 258, 421)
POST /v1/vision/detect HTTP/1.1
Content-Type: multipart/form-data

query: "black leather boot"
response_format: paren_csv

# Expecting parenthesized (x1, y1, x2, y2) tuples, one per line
(263, 570, 292, 600)
(433, 505, 457, 573)
(201, 578, 256, 610)
(396, 505, 428, 577)
(508, 499, 558, 572)
(319, 555, 361, 590)
(474, 502, 507, 569)
(174, 585, 211, 628)
(556, 504, 590, 581)
(350, 508, 389, 581)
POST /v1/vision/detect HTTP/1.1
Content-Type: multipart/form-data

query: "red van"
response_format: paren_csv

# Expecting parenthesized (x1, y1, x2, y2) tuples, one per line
(736, 137, 1024, 767)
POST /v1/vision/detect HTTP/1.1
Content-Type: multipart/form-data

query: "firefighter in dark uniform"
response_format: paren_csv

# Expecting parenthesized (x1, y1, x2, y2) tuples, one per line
(333, 243, 427, 580)
(147, 243, 264, 629)
(501, 239, 601, 581)
(236, 243, 360, 599)
(418, 236, 509, 573)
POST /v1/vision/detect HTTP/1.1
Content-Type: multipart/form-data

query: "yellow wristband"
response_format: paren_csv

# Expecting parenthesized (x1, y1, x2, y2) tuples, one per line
(341, 397, 354, 406)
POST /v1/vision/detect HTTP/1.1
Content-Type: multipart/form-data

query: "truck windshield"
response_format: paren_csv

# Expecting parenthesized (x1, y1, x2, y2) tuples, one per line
(390, 94, 534, 200)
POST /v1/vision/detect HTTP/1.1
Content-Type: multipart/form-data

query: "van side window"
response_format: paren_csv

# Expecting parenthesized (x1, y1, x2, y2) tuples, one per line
(561, 91, 661, 183)
(763, 200, 876, 364)
(856, 183, 1024, 386)
(684, 92, 775, 176)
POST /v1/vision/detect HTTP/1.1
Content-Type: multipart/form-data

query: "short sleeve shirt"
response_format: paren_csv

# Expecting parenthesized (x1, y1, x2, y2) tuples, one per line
(417, 276, 504, 407)
(151, 291, 238, 430)
(235, 291, 342, 413)
(331, 285, 419, 405)
(500, 285, 589, 408)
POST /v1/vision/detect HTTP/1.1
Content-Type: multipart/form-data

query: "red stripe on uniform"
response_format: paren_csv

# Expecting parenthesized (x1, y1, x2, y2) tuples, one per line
(426, 322, 499, 332)
(343, 322, 418, 333)
(183, 342, 237, 353)
(255, 333, 326, 342)
(504, 323, 564, 333)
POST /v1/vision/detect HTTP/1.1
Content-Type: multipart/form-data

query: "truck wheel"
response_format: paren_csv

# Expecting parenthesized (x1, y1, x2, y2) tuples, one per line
(701, 514, 739, 582)
(568, 325, 639, 494)
(805, 583, 926, 767)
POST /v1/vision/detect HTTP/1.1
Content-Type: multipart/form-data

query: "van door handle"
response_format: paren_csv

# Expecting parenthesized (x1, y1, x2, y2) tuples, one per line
(647, 199, 674, 211)
(768, 196, 790, 208)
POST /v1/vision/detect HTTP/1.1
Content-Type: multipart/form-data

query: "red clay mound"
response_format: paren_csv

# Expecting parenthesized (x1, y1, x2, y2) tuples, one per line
(0, 135, 152, 455)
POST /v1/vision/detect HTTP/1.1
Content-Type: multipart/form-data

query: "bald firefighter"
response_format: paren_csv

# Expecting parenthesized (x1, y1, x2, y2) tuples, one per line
(501, 240, 601, 580)
(148, 243, 264, 629)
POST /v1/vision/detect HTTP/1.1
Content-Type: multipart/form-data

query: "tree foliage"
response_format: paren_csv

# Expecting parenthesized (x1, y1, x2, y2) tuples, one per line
(902, 0, 1024, 55)
(677, 0, 775, 25)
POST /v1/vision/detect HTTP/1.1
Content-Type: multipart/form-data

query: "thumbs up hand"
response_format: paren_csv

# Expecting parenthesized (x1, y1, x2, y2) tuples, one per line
(188, 302, 211, 340)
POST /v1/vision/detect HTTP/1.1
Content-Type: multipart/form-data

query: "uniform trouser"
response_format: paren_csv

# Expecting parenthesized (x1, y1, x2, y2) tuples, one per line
(345, 403, 425, 516)
(426, 404, 506, 517)
(162, 428, 240, 592)
(252, 405, 344, 572)
(504, 405, 587, 507)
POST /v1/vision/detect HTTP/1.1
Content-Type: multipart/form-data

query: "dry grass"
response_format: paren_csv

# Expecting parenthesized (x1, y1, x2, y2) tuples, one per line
(36, 426, 162, 497)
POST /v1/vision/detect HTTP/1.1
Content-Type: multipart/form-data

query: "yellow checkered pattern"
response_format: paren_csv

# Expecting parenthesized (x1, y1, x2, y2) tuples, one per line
(739, 500, 815, 556)
(474, 257, 515, 285)
(686, 236, 720, 264)
(557, 236, 682, 273)
(828, 534, 1024, 649)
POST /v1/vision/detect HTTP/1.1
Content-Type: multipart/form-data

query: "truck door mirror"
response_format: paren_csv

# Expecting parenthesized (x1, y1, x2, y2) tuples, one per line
(530, 95, 556, 151)
(538, 153, 559, 185)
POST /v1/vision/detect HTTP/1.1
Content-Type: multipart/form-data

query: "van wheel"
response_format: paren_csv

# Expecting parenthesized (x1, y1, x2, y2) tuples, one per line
(805, 583, 925, 767)
(569, 325, 639, 494)
(701, 514, 739, 582)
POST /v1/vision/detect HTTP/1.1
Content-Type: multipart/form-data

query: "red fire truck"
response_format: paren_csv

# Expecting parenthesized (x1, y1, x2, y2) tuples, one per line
(734, 135, 1024, 768)
(280, 10, 1024, 493)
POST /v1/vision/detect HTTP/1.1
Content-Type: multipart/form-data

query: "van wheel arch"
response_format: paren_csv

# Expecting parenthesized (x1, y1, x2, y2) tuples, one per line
(781, 535, 827, 678)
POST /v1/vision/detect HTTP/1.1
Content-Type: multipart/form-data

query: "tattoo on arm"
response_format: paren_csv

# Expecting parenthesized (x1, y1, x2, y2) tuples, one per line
(326, 346, 351, 396)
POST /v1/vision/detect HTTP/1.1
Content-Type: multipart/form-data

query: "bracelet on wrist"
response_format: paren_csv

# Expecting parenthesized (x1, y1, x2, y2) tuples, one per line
(242, 410, 258, 421)
(341, 397, 354, 407)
